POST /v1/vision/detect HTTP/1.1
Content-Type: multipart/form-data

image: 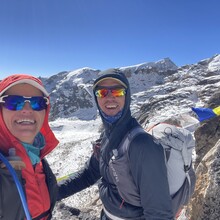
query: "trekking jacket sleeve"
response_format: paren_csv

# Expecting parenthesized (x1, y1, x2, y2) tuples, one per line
(129, 133, 174, 219)
(57, 154, 101, 201)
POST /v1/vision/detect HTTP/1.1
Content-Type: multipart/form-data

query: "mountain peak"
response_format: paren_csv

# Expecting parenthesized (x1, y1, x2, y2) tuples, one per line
(120, 57, 177, 73)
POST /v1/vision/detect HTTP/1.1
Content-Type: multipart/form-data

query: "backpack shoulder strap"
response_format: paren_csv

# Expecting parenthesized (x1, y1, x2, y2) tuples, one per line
(120, 126, 146, 153)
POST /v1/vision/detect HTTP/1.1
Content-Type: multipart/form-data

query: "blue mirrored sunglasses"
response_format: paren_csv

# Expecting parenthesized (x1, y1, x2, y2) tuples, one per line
(0, 95, 49, 111)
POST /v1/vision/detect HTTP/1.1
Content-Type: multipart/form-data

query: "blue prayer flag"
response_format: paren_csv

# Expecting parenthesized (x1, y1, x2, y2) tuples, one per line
(192, 107, 219, 122)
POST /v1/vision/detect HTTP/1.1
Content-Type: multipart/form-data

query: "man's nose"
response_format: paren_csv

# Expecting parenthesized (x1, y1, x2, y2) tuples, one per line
(106, 90, 115, 98)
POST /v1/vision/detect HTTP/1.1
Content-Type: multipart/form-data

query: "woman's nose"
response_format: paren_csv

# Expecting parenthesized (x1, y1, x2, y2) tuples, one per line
(21, 102, 33, 111)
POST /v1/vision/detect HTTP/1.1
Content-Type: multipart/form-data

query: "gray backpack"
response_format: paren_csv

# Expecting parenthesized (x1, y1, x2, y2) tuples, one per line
(116, 123, 196, 215)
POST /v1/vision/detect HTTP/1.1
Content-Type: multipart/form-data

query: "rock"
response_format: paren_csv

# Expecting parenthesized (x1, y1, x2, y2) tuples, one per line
(185, 91, 220, 219)
(186, 139, 220, 219)
(194, 92, 220, 169)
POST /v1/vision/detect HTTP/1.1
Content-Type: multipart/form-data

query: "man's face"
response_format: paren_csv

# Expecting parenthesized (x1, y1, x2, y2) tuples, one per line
(96, 79, 126, 116)
(2, 83, 46, 144)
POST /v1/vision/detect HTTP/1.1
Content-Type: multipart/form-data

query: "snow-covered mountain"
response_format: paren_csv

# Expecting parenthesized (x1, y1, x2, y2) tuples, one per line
(44, 54, 220, 219)
(41, 54, 220, 124)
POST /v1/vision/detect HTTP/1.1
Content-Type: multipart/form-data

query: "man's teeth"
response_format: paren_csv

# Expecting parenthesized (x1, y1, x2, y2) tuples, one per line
(106, 105, 117, 109)
(16, 119, 35, 124)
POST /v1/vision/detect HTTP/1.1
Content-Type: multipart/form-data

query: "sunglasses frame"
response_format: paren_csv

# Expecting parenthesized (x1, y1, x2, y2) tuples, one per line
(95, 86, 126, 98)
(0, 95, 49, 111)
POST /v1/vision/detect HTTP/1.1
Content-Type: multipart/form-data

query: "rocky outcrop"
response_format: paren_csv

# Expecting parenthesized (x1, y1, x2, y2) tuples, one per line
(194, 92, 220, 169)
(186, 139, 220, 219)
(185, 91, 220, 220)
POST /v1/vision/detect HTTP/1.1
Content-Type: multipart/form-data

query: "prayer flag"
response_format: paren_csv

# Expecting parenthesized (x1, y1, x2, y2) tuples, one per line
(192, 107, 220, 122)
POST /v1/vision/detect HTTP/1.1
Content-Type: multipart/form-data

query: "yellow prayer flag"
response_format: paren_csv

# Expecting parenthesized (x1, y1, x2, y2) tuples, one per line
(213, 106, 220, 116)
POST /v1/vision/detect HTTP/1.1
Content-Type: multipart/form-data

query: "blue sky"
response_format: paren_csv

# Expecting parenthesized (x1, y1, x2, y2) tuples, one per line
(1, 0, 220, 79)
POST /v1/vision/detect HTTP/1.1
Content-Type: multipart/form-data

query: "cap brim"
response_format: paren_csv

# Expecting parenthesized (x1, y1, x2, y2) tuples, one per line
(0, 79, 49, 97)
(93, 77, 127, 89)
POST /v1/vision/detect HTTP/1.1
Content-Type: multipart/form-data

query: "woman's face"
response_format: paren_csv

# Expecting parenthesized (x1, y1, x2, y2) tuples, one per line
(96, 79, 126, 116)
(2, 83, 46, 144)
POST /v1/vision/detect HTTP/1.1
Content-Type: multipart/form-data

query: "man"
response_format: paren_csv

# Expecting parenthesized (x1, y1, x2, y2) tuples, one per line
(0, 74, 59, 219)
(58, 69, 174, 219)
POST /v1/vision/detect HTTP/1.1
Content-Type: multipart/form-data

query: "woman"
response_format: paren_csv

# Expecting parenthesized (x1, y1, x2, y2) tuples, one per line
(0, 74, 59, 220)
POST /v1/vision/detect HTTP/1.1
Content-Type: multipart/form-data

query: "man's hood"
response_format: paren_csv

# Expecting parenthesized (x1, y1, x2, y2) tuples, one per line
(93, 69, 131, 127)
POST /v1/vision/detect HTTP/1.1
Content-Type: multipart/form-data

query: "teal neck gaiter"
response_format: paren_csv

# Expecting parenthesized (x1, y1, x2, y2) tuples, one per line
(22, 132, 45, 165)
